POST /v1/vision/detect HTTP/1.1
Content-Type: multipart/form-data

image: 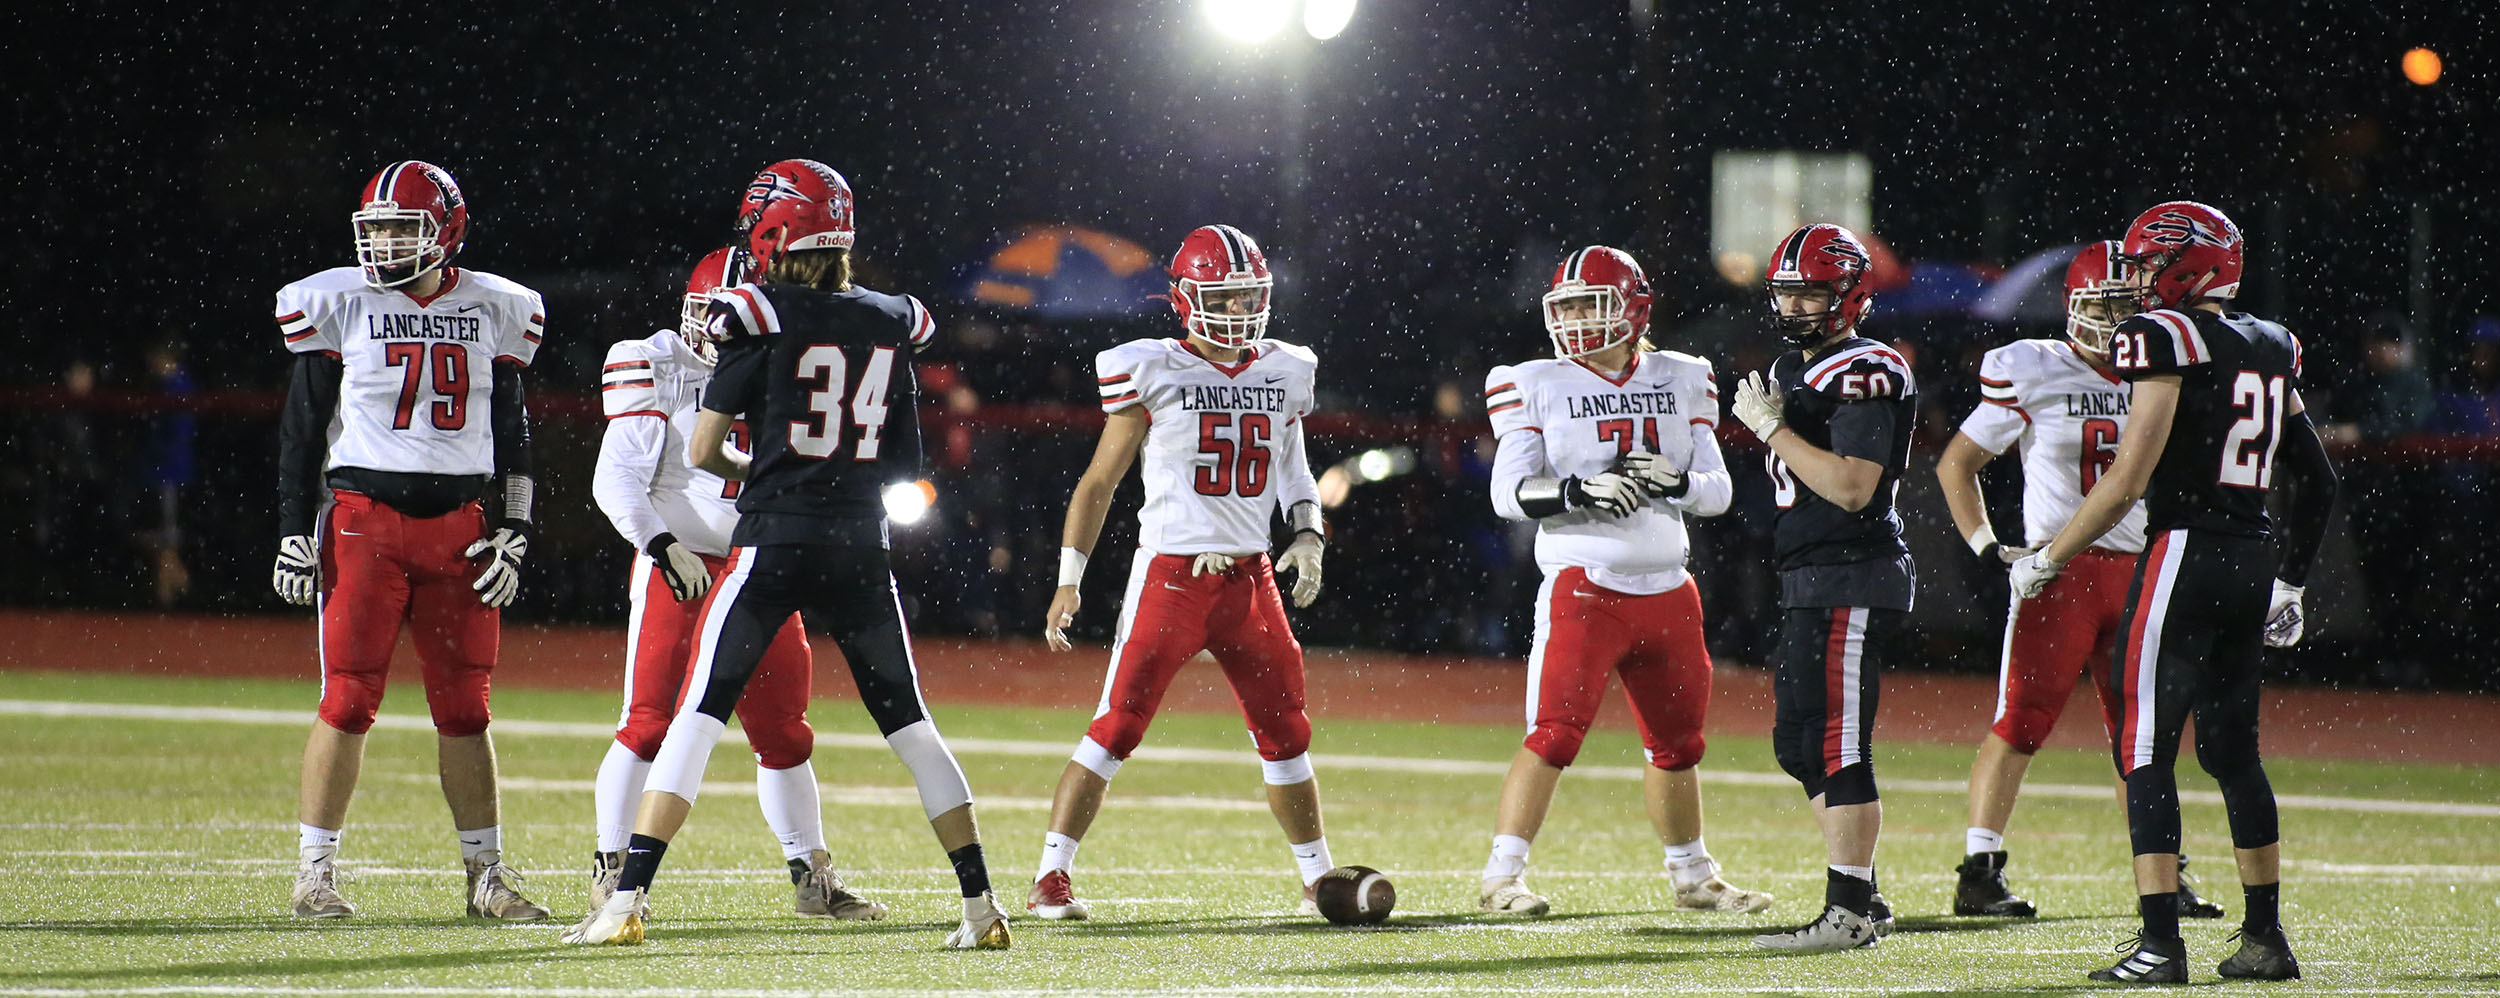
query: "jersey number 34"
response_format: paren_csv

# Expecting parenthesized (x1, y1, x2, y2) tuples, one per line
(790, 344, 897, 461)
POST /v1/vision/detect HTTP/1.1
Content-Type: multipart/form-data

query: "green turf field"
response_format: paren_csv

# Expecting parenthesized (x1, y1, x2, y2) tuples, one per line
(1, 669, 2493, 996)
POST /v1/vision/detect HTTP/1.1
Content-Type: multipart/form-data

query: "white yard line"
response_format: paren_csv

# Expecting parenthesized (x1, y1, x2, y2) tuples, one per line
(4, 699, 2494, 818)
(0, 985, 2491, 997)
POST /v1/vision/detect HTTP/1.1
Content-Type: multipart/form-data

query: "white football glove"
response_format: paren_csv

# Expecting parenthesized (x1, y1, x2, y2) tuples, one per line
(646, 533, 712, 604)
(1277, 532, 1324, 608)
(2264, 579, 2305, 648)
(2008, 550, 2064, 599)
(272, 534, 318, 607)
(1617, 451, 1685, 499)
(1191, 552, 1236, 577)
(1730, 371, 1785, 441)
(465, 526, 530, 609)
(1567, 472, 1643, 518)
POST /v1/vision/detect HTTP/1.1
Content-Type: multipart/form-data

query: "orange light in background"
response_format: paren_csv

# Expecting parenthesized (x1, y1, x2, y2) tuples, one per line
(2404, 47, 2442, 87)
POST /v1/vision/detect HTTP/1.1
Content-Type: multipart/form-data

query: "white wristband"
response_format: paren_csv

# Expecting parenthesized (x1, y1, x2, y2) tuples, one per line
(1056, 547, 1089, 589)
(1966, 524, 1998, 558)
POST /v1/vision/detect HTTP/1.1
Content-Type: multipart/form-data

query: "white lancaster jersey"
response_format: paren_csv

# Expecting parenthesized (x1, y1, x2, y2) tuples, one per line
(1961, 339, 2148, 554)
(591, 330, 742, 556)
(275, 266, 543, 476)
(1097, 338, 1321, 557)
(1485, 350, 1732, 594)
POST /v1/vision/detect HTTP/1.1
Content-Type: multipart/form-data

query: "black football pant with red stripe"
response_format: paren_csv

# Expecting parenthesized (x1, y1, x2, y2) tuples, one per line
(684, 543, 931, 737)
(1771, 606, 1901, 806)
(2108, 529, 2278, 857)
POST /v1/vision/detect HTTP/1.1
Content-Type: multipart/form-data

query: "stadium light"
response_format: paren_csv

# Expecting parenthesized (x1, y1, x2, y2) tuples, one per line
(883, 480, 935, 526)
(1205, 0, 1292, 43)
(1303, 0, 1356, 40)
(2404, 47, 2442, 87)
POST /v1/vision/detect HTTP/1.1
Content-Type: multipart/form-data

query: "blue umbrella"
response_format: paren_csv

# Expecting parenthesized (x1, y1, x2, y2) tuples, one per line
(1973, 243, 2088, 323)
(960, 225, 1168, 320)
(1879, 262, 2000, 317)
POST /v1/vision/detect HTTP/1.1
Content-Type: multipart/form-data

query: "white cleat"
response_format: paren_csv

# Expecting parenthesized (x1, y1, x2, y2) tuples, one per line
(1675, 874, 1774, 914)
(1753, 903, 1878, 953)
(292, 861, 354, 919)
(945, 890, 1012, 949)
(793, 851, 887, 920)
(560, 888, 647, 946)
(465, 851, 550, 921)
(1479, 876, 1551, 917)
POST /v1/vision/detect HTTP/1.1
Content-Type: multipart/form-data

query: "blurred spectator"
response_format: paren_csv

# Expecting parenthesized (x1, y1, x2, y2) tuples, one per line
(141, 339, 196, 607)
(31, 360, 122, 604)
(2323, 314, 2435, 684)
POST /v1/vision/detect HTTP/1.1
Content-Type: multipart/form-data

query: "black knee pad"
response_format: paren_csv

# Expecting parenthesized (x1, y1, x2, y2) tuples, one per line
(1773, 734, 1819, 796)
(2124, 766, 2183, 855)
(1822, 761, 1879, 806)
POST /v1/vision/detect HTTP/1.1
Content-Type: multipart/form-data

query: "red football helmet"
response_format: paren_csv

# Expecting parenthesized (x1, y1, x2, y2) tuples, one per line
(745, 165, 857, 276)
(679, 246, 745, 364)
(1765, 223, 1876, 345)
(1542, 246, 1653, 358)
(2118, 200, 2243, 309)
(1168, 224, 1272, 349)
(736, 159, 852, 236)
(353, 161, 467, 289)
(2064, 239, 2133, 355)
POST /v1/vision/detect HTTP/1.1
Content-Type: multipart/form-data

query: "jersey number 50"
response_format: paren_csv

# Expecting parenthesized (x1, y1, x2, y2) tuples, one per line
(1194, 412, 1272, 497)
(790, 344, 897, 461)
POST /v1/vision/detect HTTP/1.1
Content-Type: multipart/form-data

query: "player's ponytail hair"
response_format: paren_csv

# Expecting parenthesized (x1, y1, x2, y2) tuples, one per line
(767, 248, 851, 291)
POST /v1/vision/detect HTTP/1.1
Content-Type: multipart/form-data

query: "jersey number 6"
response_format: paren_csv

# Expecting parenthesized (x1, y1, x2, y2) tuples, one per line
(789, 344, 897, 461)
(1194, 412, 1272, 497)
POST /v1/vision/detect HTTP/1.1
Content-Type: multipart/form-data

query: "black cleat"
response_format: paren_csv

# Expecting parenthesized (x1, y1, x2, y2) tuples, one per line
(2216, 927, 2302, 980)
(1867, 887, 1896, 936)
(2175, 856, 2225, 919)
(1953, 851, 2038, 917)
(2088, 931, 2188, 985)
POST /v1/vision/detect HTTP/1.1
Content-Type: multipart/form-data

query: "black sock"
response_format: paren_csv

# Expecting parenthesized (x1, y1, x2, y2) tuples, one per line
(1826, 868, 1874, 916)
(2242, 882, 2281, 935)
(948, 843, 992, 899)
(787, 857, 811, 885)
(2139, 891, 2180, 943)
(617, 833, 668, 894)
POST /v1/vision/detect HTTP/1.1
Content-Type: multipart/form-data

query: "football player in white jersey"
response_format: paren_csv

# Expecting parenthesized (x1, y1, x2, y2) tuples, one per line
(1031, 224, 1336, 920)
(1474, 246, 1771, 919)
(583, 247, 885, 923)
(1938, 240, 2225, 922)
(271, 161, 547, 921)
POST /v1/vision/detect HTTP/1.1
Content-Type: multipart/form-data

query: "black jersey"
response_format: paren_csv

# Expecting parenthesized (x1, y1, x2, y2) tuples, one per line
(702, 282, 924, 548)
(2108, 307, 2302, 538)
(1767, 337, 1919, 573)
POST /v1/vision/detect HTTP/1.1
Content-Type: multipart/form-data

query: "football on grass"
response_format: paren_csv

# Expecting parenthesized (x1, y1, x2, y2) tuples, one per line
(1313, 865, 1394, 925)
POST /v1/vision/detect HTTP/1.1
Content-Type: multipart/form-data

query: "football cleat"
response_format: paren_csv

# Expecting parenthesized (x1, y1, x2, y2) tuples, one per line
(2088, 931, 2187, 984)
(1953, 851, 2038, 917)
(1868, 887, 1896, 937)
(1673, 873, 1774, 914)
(1753, 903, 1878, 953)
(2175, 856, 2225, 919)
(1478, 876, 1551, 917)
(291, 861, 354, 919)
(560, 888, 647, 946)
(1300, 881, 1321, 917)
(945, 890, 1012, 950)
(2216, 927, 2302, 980)
(791, 851, 887, 920)
(464, 851, 550, 921)
(1026, 870, 1091, 921)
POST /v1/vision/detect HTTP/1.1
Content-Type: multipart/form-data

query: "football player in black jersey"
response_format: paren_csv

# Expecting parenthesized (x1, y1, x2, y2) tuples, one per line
(562, 164, 1008, 950)
(1727, 224, 1918, 953)
(2011, 201, 2335, 984)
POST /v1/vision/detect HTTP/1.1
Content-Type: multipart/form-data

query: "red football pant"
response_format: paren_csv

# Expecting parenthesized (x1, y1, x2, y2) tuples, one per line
(315, 490, 496, 737)
(1085, 552, 1312, 762)
(615, 553, 815, 769)
(1991, 548, 2132, 755)
(1523, 569, 1713, 771)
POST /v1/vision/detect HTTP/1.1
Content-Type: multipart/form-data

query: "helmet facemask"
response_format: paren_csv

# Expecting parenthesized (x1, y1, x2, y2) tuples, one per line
(1181, 276, 1271, 349)
(677, 291, 720, 366)
(353, 207, 445, 290)
(1542, 283, 1633, 358)
(2065, 286, 2133, 355)
(1768, 280, 1847, 347)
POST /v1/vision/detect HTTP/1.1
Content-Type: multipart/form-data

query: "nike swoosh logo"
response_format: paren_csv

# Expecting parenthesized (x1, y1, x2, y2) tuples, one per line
(460, 838, 484, 846)
(1571, 590, 1601, 598)
(456, 303, 482, 313)
(1264, 375, 1285, 383)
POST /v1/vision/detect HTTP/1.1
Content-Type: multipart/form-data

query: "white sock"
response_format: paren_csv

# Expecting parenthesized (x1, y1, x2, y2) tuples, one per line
(756, 761, 825, 862)
(457, 826, 500, 863)
(1966, 827, 2005, 856)
(1482, 834, 1530, 883)
(1038, 831, 1081, 880)
(1291, 837, 1334, 886)
(298, 824, 341, 866)
(1663, 837, 1716, 889)
(594, 741, 651, 854)
(1830, 863, 1875, 883)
